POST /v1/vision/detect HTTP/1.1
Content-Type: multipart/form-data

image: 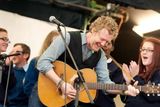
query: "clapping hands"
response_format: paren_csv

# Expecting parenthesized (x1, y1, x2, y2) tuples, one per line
(122, 60, 139, 84)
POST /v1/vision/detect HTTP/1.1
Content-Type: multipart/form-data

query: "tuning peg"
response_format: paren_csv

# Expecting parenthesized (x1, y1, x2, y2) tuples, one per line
(158, 83, 160, 87)
(147, 81, 152, 85)
(152, 82, 155, 86)
(158, 84, 160, 96)
(152, 83, 155, 95)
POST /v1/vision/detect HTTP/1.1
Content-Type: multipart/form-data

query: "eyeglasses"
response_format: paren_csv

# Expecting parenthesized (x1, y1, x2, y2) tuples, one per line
(104, 41, 112, 47)
(140, 48, 154, 53)
(0, 37, 10, 43)
(15, 51, 24, 54)
(10, 51, 24, 56)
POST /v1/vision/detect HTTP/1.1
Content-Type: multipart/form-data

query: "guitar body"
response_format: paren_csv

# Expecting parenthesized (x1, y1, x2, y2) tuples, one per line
(38, 61, 97, 107)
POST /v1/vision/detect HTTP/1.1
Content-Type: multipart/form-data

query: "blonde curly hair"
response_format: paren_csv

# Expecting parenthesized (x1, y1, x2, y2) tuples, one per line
(89, 16, 119, 39)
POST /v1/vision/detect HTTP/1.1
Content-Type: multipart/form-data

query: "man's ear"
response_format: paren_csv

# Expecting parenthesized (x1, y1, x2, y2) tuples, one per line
(111, 46, 114, 52)
(23, 53, 29, 60)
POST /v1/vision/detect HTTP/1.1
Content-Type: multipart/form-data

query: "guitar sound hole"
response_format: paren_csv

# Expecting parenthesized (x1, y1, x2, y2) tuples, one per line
(73, 77, 83, 91)
(58, 88, 62, 95)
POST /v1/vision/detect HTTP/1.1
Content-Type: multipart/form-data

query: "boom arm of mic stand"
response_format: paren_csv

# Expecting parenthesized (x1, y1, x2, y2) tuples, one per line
(57, 25, 94, 105)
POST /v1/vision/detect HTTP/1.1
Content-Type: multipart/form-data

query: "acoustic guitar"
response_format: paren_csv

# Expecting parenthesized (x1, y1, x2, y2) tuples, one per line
(38, 61, 160, 107)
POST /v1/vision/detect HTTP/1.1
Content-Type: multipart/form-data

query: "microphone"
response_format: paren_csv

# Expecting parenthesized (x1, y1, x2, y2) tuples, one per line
(49, 16, 65, 26)
(0, 52, 23, 60)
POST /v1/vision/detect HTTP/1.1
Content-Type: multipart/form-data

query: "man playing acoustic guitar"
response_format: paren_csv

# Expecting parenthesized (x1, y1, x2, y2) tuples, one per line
(37, 16, 139, 107)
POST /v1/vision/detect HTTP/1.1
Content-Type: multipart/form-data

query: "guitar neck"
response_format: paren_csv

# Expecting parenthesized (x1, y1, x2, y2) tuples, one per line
(86, 83, 150, 93)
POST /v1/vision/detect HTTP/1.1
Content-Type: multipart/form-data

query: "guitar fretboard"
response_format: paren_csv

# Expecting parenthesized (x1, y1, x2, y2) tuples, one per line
(86, 83, 159, 94)
(87, 83, 128, 90)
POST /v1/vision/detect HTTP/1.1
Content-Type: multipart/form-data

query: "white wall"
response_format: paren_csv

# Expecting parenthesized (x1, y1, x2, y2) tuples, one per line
(0, 10, 78, 61)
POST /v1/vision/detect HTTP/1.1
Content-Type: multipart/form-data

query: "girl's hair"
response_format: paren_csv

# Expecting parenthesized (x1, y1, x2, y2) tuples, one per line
(39, 30, 59, 56)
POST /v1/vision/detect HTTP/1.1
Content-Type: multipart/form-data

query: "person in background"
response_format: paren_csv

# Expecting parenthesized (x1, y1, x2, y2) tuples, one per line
(103, 40, 123, 84)
(95, 40, 124, 107)
(7, 43, 30, 107)
(24, 30, 59, 107)
(0, 27, 16, 107)
(122, 37, 160, 107)
(36, 16, 139, 107)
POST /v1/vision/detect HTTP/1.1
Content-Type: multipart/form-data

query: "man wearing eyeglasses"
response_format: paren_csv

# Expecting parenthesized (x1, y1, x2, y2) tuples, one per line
(7, 43, 31, 107)
(0, 28, 10, 53)
(0, 27, 16, 107)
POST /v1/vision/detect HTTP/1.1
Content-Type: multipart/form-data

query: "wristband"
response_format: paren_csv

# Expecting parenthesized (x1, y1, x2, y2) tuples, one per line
(57, 79, 64, 89)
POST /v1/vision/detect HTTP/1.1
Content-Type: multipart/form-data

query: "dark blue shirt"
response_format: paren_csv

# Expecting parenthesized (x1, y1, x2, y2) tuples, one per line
(24, 57, 39, 97)
(7, 67, 28, 106)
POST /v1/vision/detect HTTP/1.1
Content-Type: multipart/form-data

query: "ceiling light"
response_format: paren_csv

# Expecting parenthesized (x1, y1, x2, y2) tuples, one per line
(132, 10, 160, 37)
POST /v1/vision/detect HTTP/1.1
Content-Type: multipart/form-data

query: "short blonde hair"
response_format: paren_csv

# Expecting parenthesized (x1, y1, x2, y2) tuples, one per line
(89, 16, 119, 39)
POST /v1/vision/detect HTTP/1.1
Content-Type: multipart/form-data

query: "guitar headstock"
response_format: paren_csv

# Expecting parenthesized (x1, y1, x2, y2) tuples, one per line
(143, 83, 160, 96)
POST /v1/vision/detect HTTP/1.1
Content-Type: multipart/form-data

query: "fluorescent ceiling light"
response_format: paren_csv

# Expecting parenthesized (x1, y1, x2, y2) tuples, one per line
(132, 10, 160, 37)
(132, 23, 160, 37)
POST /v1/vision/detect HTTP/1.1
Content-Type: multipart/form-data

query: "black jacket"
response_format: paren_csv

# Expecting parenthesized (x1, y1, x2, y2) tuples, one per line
(125, 69, 160, 107)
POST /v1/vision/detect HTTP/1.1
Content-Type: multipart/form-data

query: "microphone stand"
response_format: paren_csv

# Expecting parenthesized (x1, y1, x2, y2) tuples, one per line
(0, 53, 21, 107)
(3, 60, 13, 107)
(57, 25, 94, 107)
(0, 58, 5, 84)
